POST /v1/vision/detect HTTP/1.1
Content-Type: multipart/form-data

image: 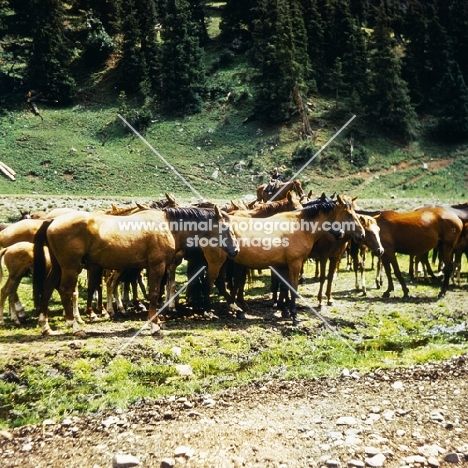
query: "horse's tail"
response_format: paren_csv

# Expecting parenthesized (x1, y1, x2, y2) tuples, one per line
(33, 220, 54, 310)
(0, 247, 6, 284)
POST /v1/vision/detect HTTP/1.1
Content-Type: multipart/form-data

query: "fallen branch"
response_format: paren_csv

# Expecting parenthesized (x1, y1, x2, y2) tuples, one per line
(0, 161, 16, 181)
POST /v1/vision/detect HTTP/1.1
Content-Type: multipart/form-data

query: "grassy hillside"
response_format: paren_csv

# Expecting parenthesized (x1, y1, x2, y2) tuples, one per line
(1, 6, 467, 204)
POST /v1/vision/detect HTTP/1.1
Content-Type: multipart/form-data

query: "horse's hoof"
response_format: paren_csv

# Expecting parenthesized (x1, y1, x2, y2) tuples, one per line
(292, 317, 301, 326)
(203, 311, 219, 320)
(382, 291, 390, 298)
(89, 312, 98, 322)
(42, 328, 59, 336)
(75, 317, 85, 325)
(327, 300, 334, 307)
(73, 330, 86, 338)
(437, 292, 445, 299)
(281, 311, 290, 319)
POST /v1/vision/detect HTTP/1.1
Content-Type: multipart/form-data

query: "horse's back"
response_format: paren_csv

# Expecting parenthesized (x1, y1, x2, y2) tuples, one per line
(0, 219, 45, 247)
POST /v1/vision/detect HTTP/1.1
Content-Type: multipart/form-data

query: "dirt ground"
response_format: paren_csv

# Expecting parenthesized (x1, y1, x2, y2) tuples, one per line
(1, 354, 467, 468)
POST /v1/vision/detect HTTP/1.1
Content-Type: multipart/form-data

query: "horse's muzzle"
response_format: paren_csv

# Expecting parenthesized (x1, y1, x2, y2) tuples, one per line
(374, 247, 384, 257)
(227, 247, 240, 259)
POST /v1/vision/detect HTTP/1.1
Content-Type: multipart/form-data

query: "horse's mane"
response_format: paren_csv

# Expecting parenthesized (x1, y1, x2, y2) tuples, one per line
(164, 207, 222, 223)
(150, 198, 177, 209)
(451, 202, 468, 210)
(249, 198, 297, 217)
(300, 195, 335, 220)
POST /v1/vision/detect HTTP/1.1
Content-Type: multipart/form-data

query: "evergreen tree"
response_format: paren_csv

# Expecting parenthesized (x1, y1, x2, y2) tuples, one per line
(219, 0, 256, 40)
(118, 0, 146, 94)
(251, 0, 308, 123)
(366, 3, 417, 140)
(299, 0, 324, 88)
(401, 0, 428, 110)
(434, 60, 468, 140)
(26, 0, 76, 102)
(159, 0, 205, 114)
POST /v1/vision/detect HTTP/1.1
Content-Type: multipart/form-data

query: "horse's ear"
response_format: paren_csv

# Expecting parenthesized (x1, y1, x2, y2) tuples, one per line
(337, 194, 344, 204)
(352, 196, 358, 202)
(320, 192, 327, 201)
(166, 193, 175, 203)
(330, 192, 336, 200)
(307, 190, 313, 198)
(214, 204, 223, 219)
(373, 214, 381, 220)
(231, 200, 239, 210)
(111, 204, 117, 210)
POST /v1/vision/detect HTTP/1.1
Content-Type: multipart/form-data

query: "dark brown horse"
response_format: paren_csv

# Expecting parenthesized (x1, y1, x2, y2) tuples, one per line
(256, 179, 304, 202)
(374, 207, 463, 298)
(33, 207, 239, 335)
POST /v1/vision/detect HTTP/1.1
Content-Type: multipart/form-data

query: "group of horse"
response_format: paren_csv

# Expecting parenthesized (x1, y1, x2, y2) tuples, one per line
(0, 180, 466, 336)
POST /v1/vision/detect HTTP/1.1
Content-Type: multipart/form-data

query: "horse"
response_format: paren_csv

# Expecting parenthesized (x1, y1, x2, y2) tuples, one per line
(33, 207, 239, 335)
(201, 194, 365, 325)
(256, 179, 304, 202)
(373, 207, 463, 298)
(0, 242, 80, 327)
(312, 214, 384, 306)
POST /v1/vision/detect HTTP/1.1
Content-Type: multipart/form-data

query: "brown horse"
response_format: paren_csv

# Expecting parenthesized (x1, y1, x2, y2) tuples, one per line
(33, 207, 239, 335)
(256, 179, 304, 202)
(312, 214, 384, 307)
(374, 207, 463, 298)
(201, 194, 364, 324)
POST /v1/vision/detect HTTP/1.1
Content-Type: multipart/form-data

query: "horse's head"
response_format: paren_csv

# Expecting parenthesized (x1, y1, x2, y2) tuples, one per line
(214, 205, 240, 259)
(358, 214, 384, 257)
(292, 180, 304, 198)
(334, 194, 365, 243)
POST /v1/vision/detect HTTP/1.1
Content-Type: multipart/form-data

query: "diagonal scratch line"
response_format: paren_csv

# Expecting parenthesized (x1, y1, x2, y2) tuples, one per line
(269, 115, 356, 202)
(269, 266, 356, 353)
(110, 265, 207, 362)
(118, 114, 205, 200)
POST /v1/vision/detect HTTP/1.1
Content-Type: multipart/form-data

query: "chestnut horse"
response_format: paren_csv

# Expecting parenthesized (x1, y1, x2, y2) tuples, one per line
(374, 207, 462, 298)
(33, 207, 239, 335)
(201, 194, 364, 325)
(256, 179, 304, 202)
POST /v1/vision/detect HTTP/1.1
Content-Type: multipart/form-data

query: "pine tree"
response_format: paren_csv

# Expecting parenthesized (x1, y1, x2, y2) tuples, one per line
(366, 2, 417, 140)
(26, 0, 76, 102)
(159, 0, 205, 114)
(118, 0, 147, 94)
(434, 60, 468, 140)
(401, 0, 428, 110)
(251, 0, 308, 123)
(219, 0, 256, 40)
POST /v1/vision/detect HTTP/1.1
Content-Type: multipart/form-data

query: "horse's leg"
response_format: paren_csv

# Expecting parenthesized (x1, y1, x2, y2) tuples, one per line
(233, 265, 248, 318)
(438, 241, 458, 298)
(72, 283, 85, 324)
(85, 265, 102, 321)
(326, 257, 339, 306)
(3, 277, 22, 326)
(288, 261, 303, 325)
(386, 254, 409, 298)
(452, 251, 462, 287)
(56, 268, 84, 335)
(380, 254, 396, 298)
(360, 248, 367, 295)
(146, 263, 166, 334)
(13, 292, 25, 320)
(317, 257, 326, 308)
(274, 266, 290, 319)
(270, 269, 279, 305)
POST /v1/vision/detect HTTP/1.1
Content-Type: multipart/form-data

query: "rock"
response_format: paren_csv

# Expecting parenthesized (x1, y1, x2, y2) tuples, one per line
(364, 447, 380, 456)
(342, 368, 350, 377)
(444, 453, 463, 463)
(42, 419, 56, 426)
(336, 416, 357, 426)
(392, 381, 403, 390)
(160, 458, 175, 468)
(419, 445, 445, 457)
(427, 457, 440, 467)
(202, 398, 216, 407)
(21, 443, 33, 452)
(174, 445, 195, 458)
(170, 346, 182, 357)
(0, 430, 13, 440)
(404, 455, 426, 464)
(348, 460, 365, 468)
(395, 429, 405, 437)
(102, 416, 120, 428)
(382, 409, 394, 421)
(112, 454, 140, 467)
(365, 453, 386, 467)
(175, 364, 193, 376)
(326, 459, 341, 467)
